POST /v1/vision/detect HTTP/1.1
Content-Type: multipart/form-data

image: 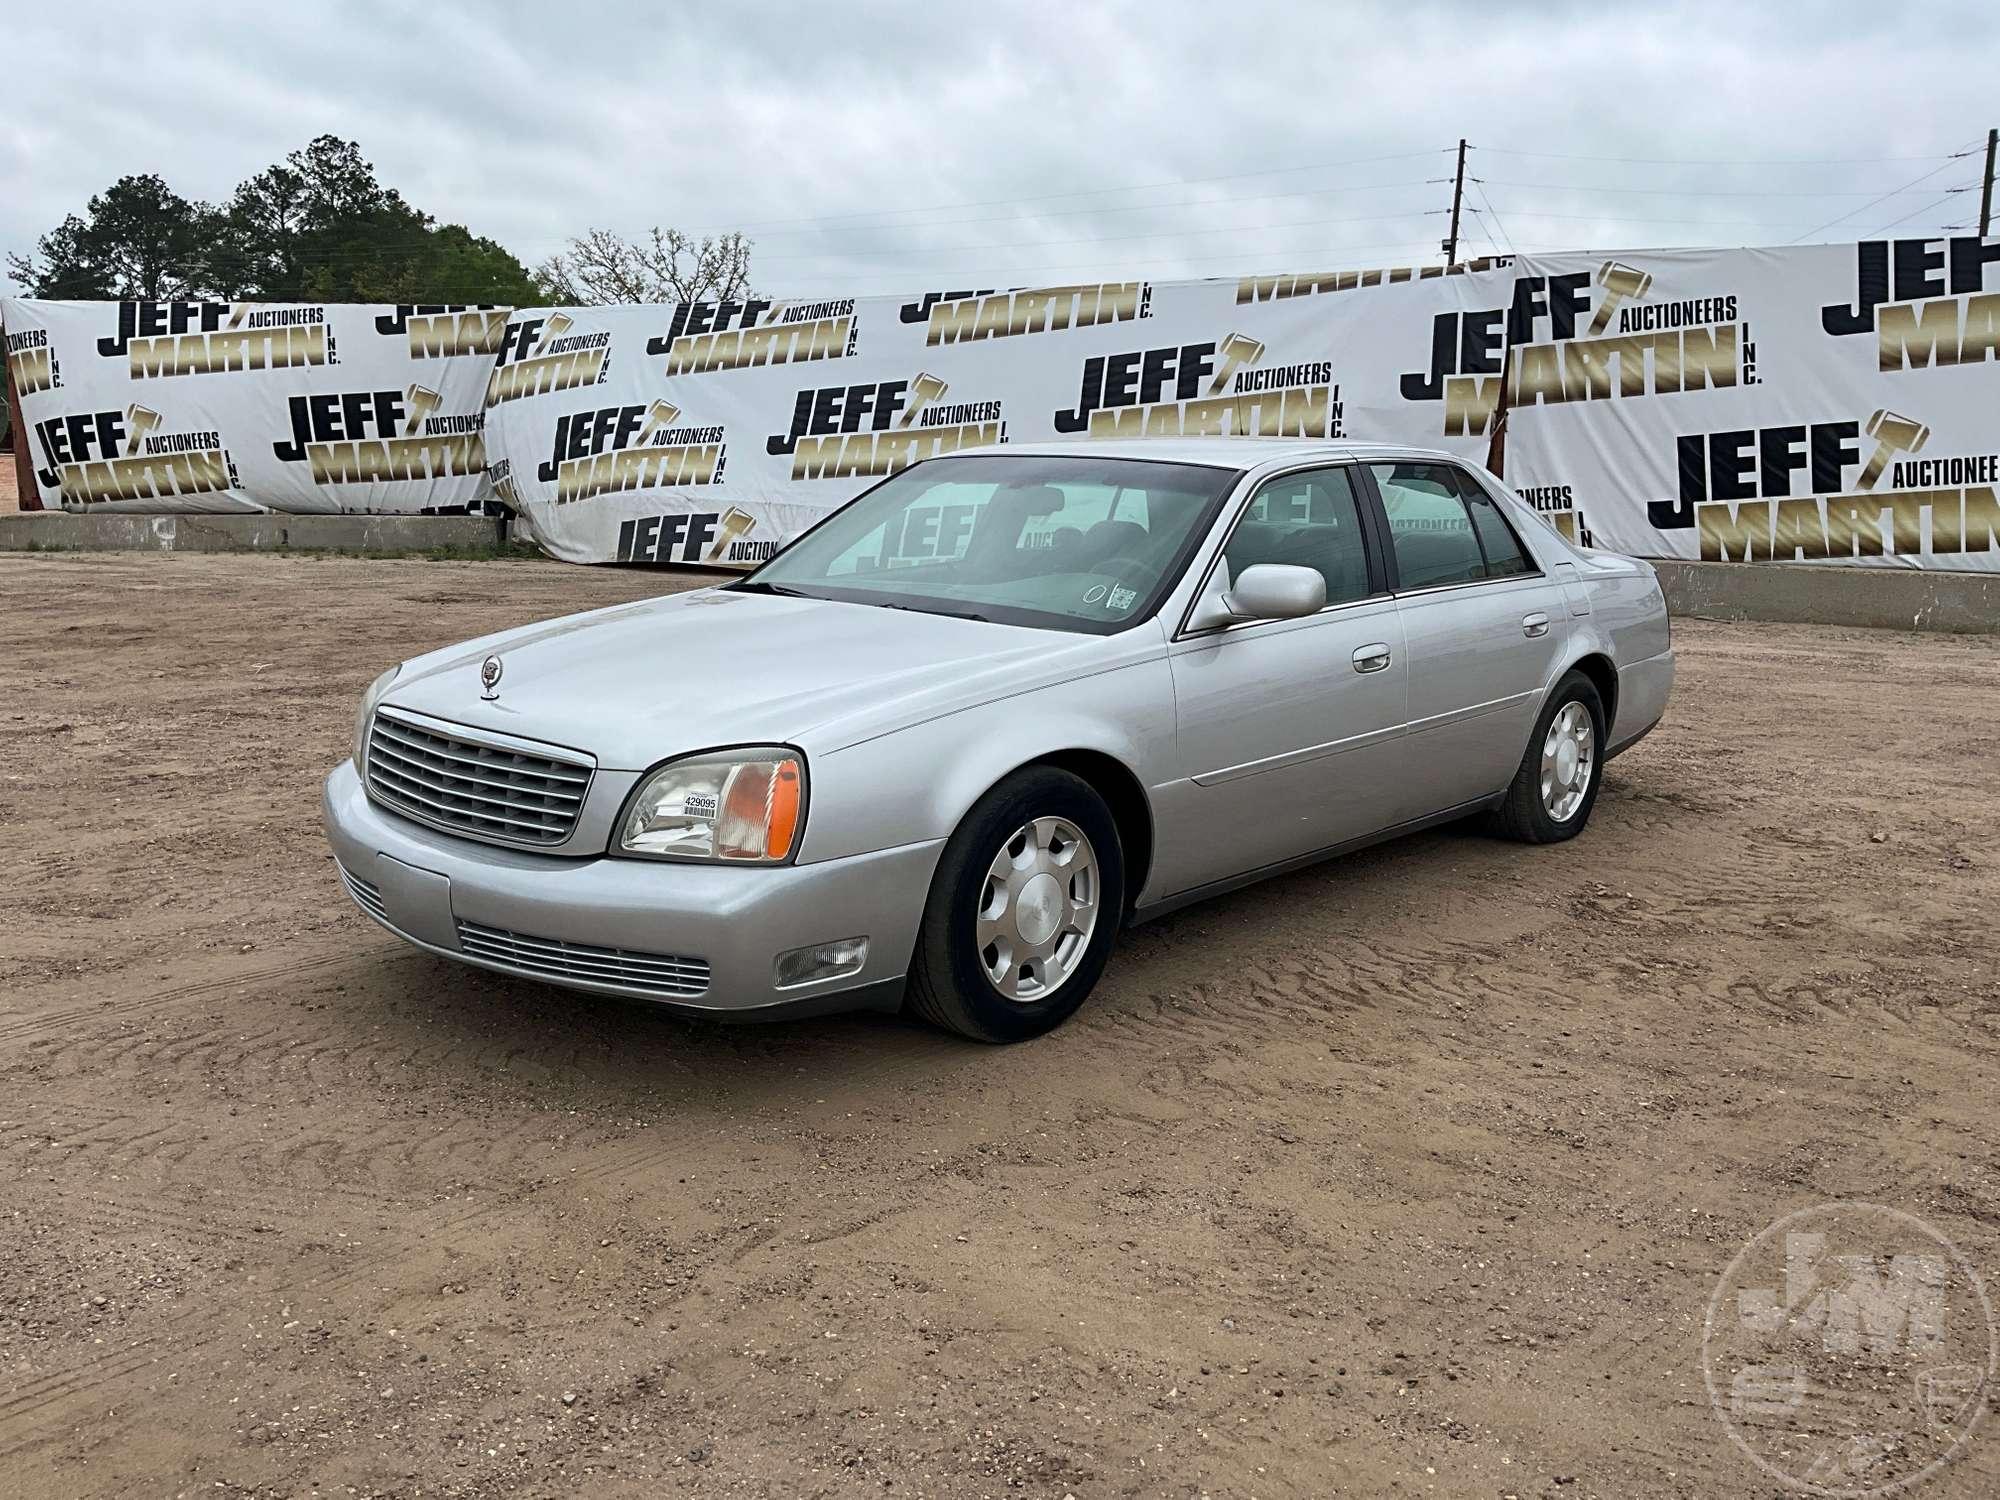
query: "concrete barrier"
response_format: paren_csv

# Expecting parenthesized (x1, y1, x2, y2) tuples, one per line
(1652, 560, 2000, 634)
(0, 512, 509, 555)
(4, 515, 1995, 632)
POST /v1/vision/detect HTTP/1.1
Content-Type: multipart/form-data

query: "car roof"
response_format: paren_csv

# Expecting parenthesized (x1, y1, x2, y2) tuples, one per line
(945, 436, 1455, 472)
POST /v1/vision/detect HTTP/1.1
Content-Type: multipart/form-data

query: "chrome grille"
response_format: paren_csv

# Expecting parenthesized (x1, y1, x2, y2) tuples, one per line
(338, 864, 391, 926)
(455, 920, 710, 998)
(366, 708, 592, 847)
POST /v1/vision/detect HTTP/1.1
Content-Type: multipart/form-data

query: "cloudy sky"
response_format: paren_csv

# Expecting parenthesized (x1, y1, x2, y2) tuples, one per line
(6, 0, 1994, 297)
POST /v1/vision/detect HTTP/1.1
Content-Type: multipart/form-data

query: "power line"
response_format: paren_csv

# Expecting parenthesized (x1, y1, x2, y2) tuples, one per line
(502, 177, 1451, 250)
(1474, 144, 1973, 166)
(751, 206, 1446, 264)
(671, 178, 1446, 244)
(737, 151, 1947, 265)
(1478, 205, 1818, 227)
(607, 139, 1984, 248)
(1463, 207, 1502, 258)
(1473, 180, 1517, 255)
(1788, 150, 1975, 242)
(1476, 177, 1975, 198)
(818, 234, 1462, 287)
(674, 147, 1454, 235)
(1866, 187, 1975, 237)
(690, 138, 1974, 238)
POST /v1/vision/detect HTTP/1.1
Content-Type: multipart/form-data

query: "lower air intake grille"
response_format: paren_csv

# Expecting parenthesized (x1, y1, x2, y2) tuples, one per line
(454, 920, 711, 998)
(339, 865, 391, 926)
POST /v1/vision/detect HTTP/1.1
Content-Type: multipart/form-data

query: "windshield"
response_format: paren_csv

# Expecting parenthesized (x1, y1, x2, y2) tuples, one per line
(736, 453, 1241, 633)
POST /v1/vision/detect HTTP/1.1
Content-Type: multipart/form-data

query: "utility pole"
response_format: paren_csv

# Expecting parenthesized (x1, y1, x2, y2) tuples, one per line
(1443, 138, 1468, 265)
(1980, 127, 1997, 238)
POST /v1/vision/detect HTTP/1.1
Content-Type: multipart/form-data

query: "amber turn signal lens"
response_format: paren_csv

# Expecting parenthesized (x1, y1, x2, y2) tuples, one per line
(765, 759, 802, 859)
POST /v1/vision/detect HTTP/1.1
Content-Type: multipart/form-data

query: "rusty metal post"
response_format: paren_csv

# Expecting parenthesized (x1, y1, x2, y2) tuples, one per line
(3, 327, 39, 511)
(1484, 349, 1512, 479)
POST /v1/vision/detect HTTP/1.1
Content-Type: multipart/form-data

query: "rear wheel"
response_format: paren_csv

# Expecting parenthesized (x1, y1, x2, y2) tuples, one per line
(1487, 670, 1606, 844)
(906, 767, 1123, 1042)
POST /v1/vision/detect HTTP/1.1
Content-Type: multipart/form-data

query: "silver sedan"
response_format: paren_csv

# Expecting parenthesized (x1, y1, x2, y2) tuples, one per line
(324, 438, 1674, 1041)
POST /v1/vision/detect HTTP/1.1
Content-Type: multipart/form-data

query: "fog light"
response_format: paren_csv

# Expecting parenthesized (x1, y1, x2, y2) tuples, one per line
(774, 937, 868, 989)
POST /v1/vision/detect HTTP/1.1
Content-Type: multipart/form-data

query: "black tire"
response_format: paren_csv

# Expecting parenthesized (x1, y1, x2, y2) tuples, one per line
(1486, 670, 1607, 844)
(905, 766, 1124, 1043)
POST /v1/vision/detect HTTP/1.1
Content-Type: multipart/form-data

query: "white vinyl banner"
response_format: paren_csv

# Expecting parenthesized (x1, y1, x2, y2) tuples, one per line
(2, 298, 508, 514)
(12, 239, 1992, 568)
(1503, 240, 2000, 571)
(480, 262, 1525, 566)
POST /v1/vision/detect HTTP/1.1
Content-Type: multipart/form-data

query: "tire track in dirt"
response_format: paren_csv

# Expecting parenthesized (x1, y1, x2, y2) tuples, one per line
(0, 995, 988, 1460)
(0, 949, 392, 1044)
(2, 963, 985, 1308)
(0, 1118, 948, 1456)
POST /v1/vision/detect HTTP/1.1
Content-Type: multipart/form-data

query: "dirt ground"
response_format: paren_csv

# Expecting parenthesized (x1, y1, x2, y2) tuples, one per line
(1, 551, 1996, 1500)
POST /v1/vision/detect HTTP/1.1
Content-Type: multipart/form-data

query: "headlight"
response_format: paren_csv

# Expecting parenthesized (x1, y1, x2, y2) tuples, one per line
(618, 747, 806, 863)
(354, 665, 401, 769)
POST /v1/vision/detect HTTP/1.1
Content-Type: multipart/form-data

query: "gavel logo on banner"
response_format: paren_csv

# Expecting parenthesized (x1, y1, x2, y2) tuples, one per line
(534, 313, 575, 356)
(1856, 409, 1929, 490)
(403, 385, 442, 437)
(640, 400, 683, 444)
(1586, 261, 1654, 336)
(123, 404, 162, 457)
(703, 508, 758, 564)
(899, 373, 950, 426)
(1206, 333, 1267, 396)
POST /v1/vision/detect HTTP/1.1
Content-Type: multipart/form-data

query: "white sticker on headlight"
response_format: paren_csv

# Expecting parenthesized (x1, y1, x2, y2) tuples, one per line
(684, 792, 719, 819)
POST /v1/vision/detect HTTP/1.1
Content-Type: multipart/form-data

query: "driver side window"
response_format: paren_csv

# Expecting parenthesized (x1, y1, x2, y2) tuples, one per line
(1222, 466, 1375, 606)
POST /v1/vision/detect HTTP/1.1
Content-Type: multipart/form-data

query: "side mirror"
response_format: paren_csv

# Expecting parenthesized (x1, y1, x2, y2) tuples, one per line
(1189, 563, 1326, 630)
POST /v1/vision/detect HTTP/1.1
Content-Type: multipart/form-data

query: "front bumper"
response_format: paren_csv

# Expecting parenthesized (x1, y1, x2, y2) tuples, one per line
(322, 759, 939, 1017)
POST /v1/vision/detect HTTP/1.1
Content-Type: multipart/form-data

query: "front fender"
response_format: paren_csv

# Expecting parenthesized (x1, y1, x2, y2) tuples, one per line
(796, 654, 1175, 865)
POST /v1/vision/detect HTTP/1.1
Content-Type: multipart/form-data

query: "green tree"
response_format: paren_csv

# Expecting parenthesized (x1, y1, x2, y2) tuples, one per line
(212, 135, 423, 299)
(6, 174, 219, 298)
(361, 224, 546, 305)
(7, 137, 544, 306)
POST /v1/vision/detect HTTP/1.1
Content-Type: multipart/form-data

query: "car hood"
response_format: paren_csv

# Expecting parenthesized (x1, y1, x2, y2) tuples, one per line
(378, 587, 1119, 769)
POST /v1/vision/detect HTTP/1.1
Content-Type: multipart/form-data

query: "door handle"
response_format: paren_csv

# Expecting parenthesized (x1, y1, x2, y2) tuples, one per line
(1352, 642, 1392, 673)
(1522, 612, 1551, 638)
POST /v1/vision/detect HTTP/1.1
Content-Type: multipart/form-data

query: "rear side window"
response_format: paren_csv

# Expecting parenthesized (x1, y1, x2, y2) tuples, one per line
(1371, 463, 1485, 588)
(1461, 486, 1535, 577)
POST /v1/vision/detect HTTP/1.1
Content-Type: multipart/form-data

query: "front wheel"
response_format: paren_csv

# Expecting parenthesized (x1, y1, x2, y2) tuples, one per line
(905, 767, 1123, 1042)
(1487, 670, 1606, 844)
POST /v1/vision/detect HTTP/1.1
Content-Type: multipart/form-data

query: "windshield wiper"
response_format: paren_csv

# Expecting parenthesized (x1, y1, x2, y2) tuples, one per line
(872, 600, 994, 624)
(729, 580, 814, 598)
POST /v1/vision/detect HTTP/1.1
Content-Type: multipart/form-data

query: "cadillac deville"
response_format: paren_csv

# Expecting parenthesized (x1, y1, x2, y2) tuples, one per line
(324, 439, 1674, 1042)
